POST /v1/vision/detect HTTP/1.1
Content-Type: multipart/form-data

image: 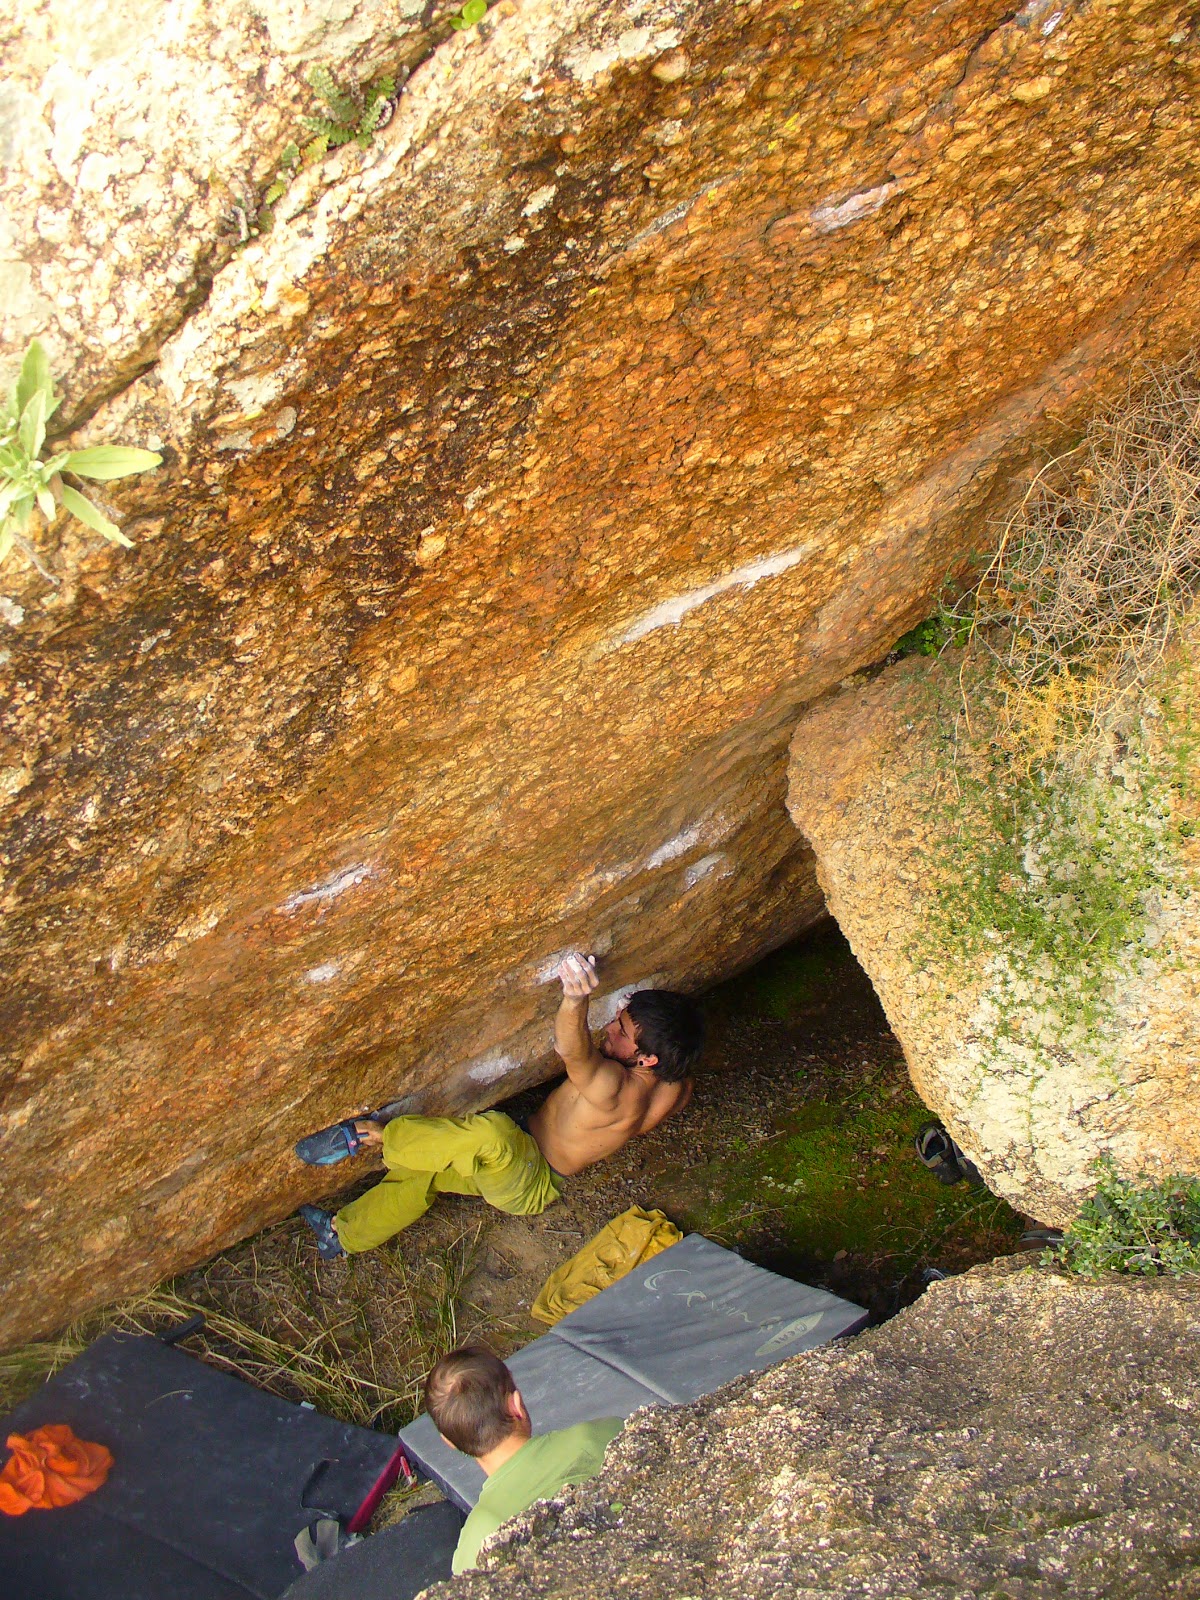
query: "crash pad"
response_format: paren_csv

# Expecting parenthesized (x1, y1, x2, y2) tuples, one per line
(277, 1503, 464, 1600)
(401, 1233, 866, 1510)
(0, 1332, 400, 1600)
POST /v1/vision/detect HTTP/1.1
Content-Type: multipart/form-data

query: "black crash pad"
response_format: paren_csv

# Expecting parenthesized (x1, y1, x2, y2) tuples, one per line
(277, 1502, 464, 1600)
(0, 1332, 400, 1600)
(401, 1233, 867, 1509)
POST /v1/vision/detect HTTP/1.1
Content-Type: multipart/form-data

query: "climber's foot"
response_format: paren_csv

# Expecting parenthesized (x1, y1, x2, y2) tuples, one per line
(295, 1119, 365, 1167)
(299, 1204, 345, 1261)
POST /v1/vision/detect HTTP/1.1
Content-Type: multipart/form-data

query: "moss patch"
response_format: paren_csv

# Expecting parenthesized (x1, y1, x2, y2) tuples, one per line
(706, 923, 866, 1024)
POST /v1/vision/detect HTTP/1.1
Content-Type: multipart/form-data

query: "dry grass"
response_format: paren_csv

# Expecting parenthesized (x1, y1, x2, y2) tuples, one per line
(954, 358, 1200, 765)
(0, 1217, 482, 1434)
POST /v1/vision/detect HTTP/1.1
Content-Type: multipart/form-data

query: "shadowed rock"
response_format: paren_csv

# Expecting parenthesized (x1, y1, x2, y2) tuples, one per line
(443, 1259, 1200, 1598)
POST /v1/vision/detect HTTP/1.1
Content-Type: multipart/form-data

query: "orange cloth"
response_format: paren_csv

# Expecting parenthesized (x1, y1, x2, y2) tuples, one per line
(0, 1424, 113, 1515)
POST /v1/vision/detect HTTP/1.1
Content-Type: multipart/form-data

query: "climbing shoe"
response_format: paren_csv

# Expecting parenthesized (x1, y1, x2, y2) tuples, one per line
(295, 1119, 365, 1166)
(299, 1204, 345, 1261)
(914, 1122, 983, 1186)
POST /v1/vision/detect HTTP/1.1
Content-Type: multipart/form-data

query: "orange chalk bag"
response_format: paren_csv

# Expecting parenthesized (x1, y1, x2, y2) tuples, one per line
(0, 1424, 113, 1515)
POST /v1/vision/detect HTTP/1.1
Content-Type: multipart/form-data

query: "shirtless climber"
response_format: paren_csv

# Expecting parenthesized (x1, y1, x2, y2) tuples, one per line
(294, 954, 703, 1260)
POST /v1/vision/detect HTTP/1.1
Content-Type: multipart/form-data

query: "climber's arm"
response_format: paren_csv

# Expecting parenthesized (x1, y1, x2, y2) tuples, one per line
(554, 954, 625, 1110)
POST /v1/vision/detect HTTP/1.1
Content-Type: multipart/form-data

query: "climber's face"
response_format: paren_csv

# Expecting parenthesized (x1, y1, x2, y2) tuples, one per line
(601, 1008, 642, 1065)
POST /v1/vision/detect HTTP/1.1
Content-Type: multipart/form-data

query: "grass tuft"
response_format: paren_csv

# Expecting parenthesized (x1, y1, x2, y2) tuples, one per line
(0, 1220, 481, 1432)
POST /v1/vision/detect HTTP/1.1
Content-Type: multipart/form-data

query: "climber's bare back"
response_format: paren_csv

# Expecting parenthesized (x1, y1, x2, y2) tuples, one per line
(528, 1058, 691, 1177)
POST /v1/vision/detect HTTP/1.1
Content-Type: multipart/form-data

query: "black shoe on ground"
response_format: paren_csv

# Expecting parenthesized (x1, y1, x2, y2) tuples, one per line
(914, 1122, 965, 1185)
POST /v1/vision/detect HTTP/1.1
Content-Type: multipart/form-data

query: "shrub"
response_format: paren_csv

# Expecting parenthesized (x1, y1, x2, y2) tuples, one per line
(1052, 1157, 1200, 1278)
(949, 359, 1200, 765)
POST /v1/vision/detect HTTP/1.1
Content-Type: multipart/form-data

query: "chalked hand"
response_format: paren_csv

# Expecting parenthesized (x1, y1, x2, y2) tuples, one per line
(558, 952, 599, 998)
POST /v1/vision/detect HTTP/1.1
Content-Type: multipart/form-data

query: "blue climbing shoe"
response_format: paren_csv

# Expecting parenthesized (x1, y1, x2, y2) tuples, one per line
(295, 1119, 364, 1166)
(299, 1204, 345, 1261)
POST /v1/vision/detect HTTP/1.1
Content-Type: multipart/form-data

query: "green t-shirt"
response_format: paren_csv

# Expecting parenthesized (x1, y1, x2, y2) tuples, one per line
(452, 1418, 623, 1574)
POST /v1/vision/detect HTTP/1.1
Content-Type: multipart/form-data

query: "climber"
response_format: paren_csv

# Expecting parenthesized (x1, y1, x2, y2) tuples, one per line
(424, 1344, 622, 1575)
(293, 952, 703, 1260)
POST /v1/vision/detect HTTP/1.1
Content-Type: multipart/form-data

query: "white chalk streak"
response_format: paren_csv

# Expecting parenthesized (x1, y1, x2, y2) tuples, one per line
(303, 963, 341, 984)
(589, 977, 664, 1028)
(683, 853, 728, 890)
(466, 1050, 519, 1084)
(281, 863, 375, 913)
(645, 822, 710, 871)
(609, 545, 814, 649)
(811, 182, 898, 234)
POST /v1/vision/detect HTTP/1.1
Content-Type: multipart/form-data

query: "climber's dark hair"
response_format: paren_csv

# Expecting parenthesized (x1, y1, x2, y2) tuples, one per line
(424, 1345, 519, 1457)
(625, 989, 705, 1083)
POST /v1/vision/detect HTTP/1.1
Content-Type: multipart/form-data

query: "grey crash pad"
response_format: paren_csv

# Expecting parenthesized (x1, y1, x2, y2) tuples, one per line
(277, 1502, 464, 1600)
(0, 1332, 400, 1600)
(400, 1233, 866, 1509)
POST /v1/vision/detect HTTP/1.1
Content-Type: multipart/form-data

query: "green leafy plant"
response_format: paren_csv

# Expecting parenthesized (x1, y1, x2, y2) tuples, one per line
(0, 340, 161, 575)
(891, 614, 951, 659)
(449, 0, 488, 29)
(262, 143, 305, 209)
(300, 65, 396, 159)
(258, 66, 397, 224)
(1050, 1157, 1200, 1278)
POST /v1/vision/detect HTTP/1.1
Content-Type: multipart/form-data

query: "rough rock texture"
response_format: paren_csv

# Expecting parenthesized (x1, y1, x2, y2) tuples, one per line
(786, 644, 1200, 1226)
(0, 0, 471, 422)
(4, 0, 1200, 1344)
(438, 1258, 1200, 1599)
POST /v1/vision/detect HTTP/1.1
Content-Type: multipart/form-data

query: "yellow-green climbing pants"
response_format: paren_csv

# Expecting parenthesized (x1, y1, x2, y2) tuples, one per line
(334, 1112, 563, 1254)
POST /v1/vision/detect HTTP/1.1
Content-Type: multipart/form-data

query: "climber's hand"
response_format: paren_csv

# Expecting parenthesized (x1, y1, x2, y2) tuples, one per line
(557, 952, 599, 999)
(353, 1120, 384, 1146)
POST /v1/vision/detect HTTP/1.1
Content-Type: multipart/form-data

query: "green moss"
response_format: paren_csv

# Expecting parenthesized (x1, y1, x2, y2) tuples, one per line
(900, 652, 1198, 1088)
(932, 755, 1180, 1015)
(671, 1077, 1022, 1277)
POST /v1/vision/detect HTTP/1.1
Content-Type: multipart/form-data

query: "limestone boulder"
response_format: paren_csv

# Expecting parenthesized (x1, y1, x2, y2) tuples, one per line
(442, 1259, 1200, 1599)
(4, 0, 1200, 1345)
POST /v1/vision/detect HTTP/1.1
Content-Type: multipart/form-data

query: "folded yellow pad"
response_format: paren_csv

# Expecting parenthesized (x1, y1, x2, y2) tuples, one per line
(531, 1206, 683, 1326)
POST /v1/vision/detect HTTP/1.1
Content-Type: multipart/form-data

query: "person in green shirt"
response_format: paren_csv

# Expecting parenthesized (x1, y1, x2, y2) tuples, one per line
(424, 1345, 623, 1575)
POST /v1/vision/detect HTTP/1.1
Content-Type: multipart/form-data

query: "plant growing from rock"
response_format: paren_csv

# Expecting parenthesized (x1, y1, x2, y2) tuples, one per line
(299, 65, 397, 158)
(0, 340, 161, 578)
(896, 359, 1200, 1112)
(257, 65, 398, 226)
(1049, 1157, 1200, 1278)
(449, 0, 489, 30)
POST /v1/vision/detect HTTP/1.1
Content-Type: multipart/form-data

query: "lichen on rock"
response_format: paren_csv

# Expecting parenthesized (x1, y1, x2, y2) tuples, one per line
(441, 1259, 1200, 1598)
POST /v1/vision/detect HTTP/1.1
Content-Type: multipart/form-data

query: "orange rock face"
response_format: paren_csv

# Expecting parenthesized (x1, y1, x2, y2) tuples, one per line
(3, 0, 1200, 1345)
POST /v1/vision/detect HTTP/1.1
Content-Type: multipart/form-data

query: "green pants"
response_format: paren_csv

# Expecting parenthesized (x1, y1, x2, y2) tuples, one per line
(334, 1112, 563, 1254)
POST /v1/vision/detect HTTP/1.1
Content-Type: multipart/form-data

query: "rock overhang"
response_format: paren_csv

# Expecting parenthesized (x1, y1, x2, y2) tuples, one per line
(2, 0, 1200, 1343)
